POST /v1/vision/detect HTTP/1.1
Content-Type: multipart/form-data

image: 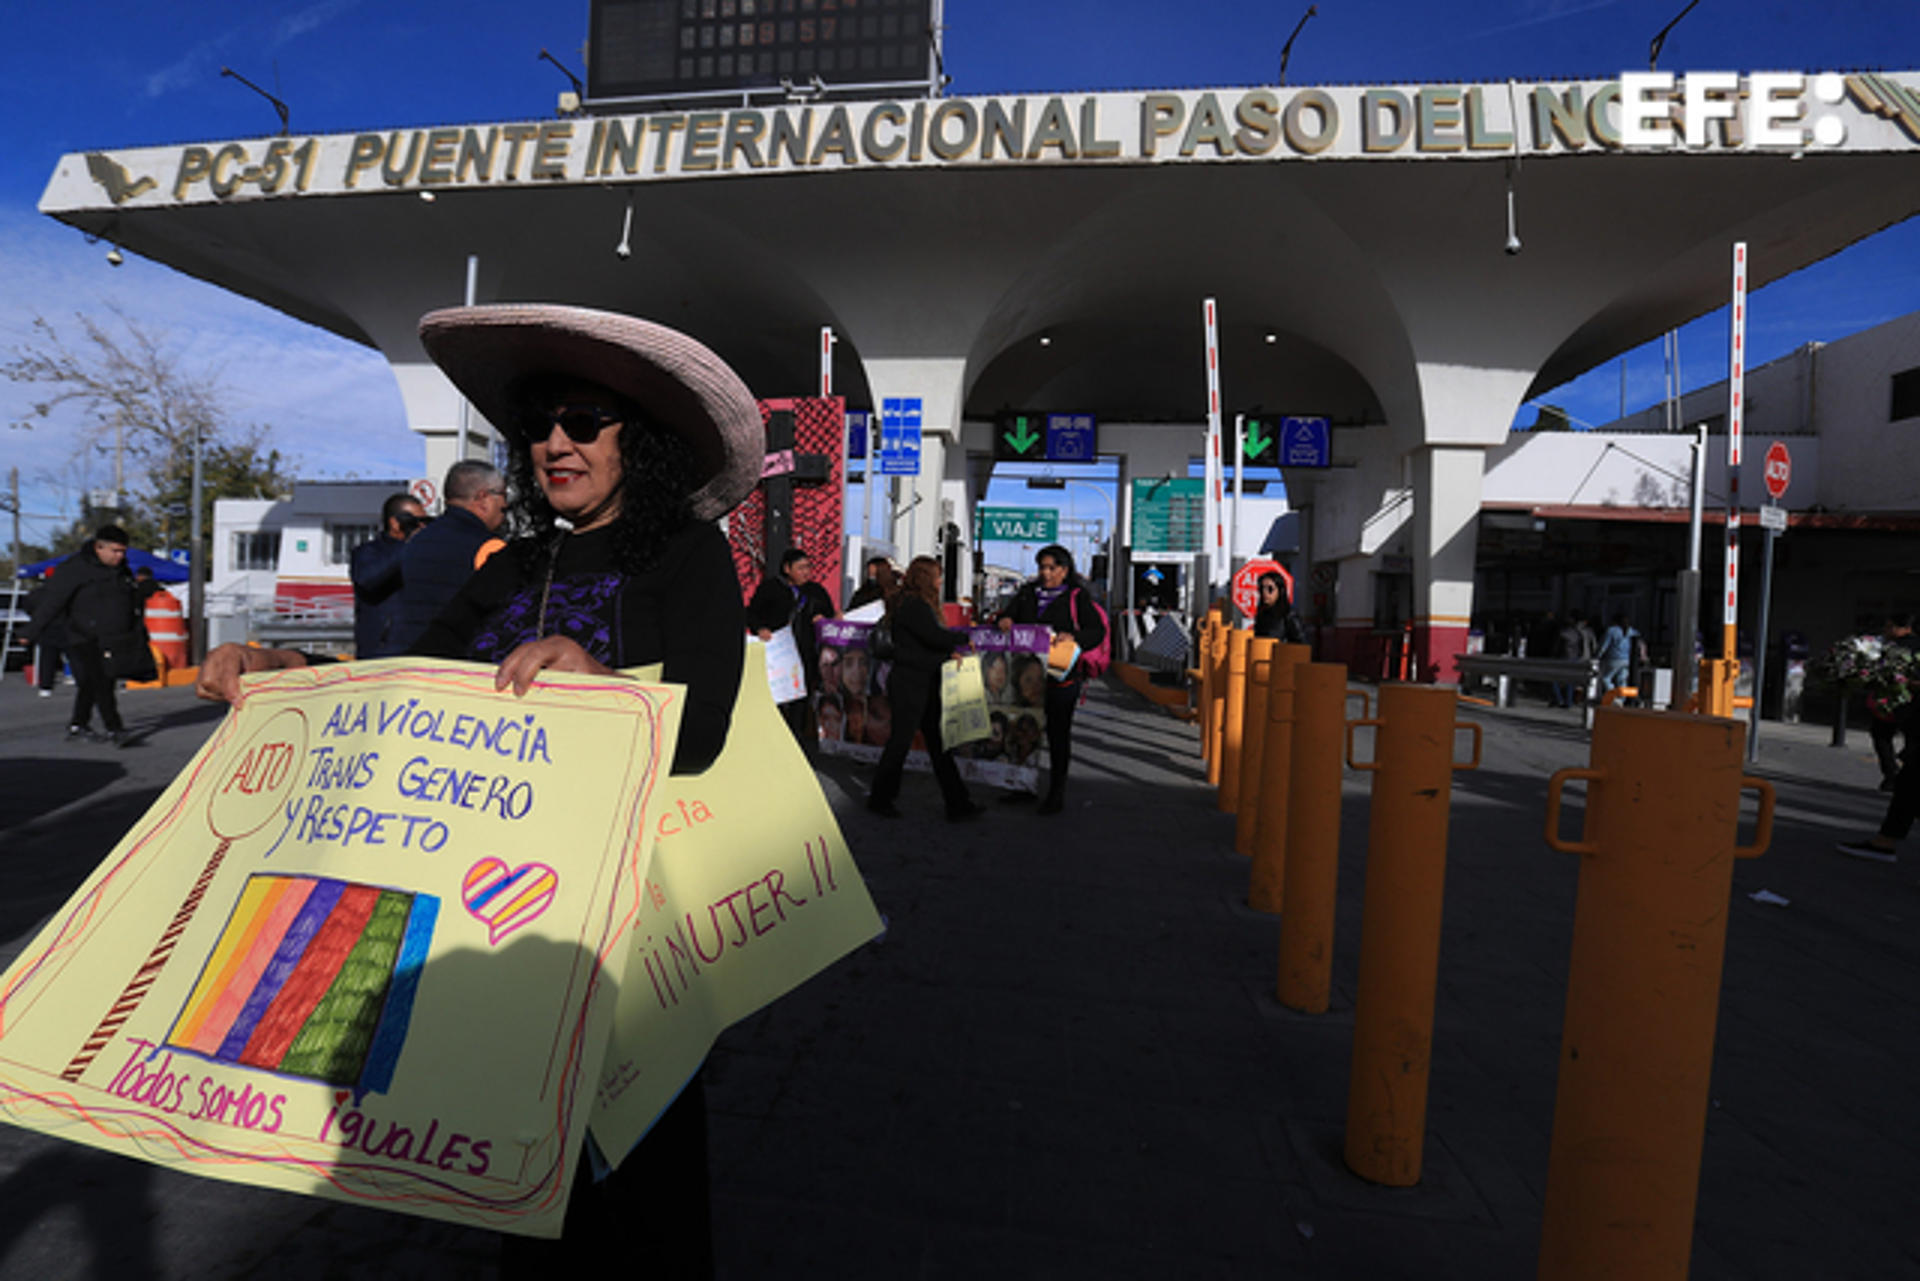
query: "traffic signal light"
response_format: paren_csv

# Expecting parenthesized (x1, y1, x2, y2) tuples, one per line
(1241, 415, 1278, 466)
(994, 411, 1047, 461)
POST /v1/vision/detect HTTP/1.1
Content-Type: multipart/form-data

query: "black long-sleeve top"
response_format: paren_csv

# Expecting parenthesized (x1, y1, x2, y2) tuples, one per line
(887, 594, 967, 673)
(350, 533, 410, 658)
(28, 545, 135, 644)
(394, 504, 495, 655)
(1002, 581, 1106, 651)
(746, 574, 835, 692)
(413, 521, 744, 774)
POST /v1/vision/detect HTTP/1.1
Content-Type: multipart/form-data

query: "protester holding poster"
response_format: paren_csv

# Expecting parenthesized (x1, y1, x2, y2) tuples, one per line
(199, 304, 767, 1270)
(866, 557, 981, 822)
(996, 544, 1107, 815)
(747, 548, 836, 751)
(815, 612, 1049, 787)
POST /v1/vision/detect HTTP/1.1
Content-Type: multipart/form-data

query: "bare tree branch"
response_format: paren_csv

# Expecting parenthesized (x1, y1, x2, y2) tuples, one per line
(4, 307, 291, 551)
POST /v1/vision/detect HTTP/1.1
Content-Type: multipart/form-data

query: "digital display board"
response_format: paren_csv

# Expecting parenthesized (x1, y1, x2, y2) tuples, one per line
(589, 0, 934, 101)
(1131, 478, 1206, 555)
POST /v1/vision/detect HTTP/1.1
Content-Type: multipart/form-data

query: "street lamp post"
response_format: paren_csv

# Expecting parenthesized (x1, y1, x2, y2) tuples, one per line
(189, 421, 206, 663)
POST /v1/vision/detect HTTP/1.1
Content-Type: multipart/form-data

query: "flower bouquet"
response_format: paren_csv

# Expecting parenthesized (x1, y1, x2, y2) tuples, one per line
(1810, 633, 1920, 717)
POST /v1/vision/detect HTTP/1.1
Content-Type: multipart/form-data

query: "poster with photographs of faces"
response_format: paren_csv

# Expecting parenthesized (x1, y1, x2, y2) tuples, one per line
(812, 618, 1048, 792)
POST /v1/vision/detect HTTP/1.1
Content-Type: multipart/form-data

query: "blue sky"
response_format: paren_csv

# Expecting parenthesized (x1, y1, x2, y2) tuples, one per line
(3, 1, 1918, 553)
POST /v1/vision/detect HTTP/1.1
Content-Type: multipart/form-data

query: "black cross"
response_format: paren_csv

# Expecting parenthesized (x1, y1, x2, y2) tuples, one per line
(759, 407, 832, 572)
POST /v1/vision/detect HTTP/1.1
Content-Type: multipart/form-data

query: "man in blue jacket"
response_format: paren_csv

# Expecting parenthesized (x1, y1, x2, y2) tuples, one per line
(349, 492, 428, 658)
(391, 462, 506, 654)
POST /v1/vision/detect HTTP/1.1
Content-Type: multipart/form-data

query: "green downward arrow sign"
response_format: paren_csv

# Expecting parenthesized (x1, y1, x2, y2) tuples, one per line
(1244, 420, 1273, 462)
(1003, 418, 1043, 455)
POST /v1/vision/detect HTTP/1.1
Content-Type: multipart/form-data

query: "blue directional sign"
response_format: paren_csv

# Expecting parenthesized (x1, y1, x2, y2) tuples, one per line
(846, 408, 869, 461)
(878, 398, 922, 476)
(1282, 415, 1331, 468)
(1045, 413, 1097, 462)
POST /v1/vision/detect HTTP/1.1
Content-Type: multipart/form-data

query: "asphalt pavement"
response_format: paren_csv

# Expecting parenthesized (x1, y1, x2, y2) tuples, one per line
(0, 669, 1914, 1279)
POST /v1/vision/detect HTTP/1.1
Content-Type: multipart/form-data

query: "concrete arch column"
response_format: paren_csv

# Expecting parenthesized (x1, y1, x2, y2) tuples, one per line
(1406, 364, 1534, 681)
(858, 355, 973, 594)
(391, 362, 490, 508)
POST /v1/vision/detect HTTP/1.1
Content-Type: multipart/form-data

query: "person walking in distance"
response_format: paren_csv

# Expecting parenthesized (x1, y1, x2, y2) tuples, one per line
(27, 524, 139, 745)
(1597, 611, 1640, 694)
(748, 547, 837, 750)
(866, 555, 980, 821)
(391, 461, 508, 653)
(351, 492, 428, 658)
(1839, 665, 1920, 864)
(847, 556, 897, 611)
(1251, 570, 1304, 643)
(1870, 613, 1917, 790)
(996, 544, 1107, 815)
(24, 571, 68, 697)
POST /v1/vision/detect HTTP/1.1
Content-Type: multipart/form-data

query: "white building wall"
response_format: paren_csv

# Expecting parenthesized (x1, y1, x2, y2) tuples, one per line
(1585, 313, 1920, 512)
(209, 480, 417, 645)
(1804, 311, 1920, 512)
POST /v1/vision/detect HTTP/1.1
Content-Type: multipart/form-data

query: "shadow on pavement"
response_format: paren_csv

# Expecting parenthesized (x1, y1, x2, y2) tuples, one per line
(0, 759, 128, 829)
(142, 702, 227, 735)
(0, 786, 167, 948)
(0, 1145, 157, 1279)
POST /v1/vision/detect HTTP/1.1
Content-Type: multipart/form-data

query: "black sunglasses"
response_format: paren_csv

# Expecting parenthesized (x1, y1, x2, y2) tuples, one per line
(528, 403, 625, 445)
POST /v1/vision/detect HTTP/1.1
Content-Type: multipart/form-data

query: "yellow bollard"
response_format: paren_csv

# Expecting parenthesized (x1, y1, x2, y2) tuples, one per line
(1205, 617, 1230, 785)
(1218, 627, 1252, 813)
(1247, 643, 1313, 909)
(1275, 664, 1362, 1013)
(1233, 637, 1279, 856)
(1696, 656, 1740, 718)
(1538, 708, 1774, 1281)
(1212, 617, 1234, 781)
(1198, 614, 1213, 768)
(1342, 684, 1481, 1187)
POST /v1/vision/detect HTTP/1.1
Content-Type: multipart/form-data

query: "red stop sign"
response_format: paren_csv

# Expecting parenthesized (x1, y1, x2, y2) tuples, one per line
(1232, 559, 1292, 619)
(1763, 440, 1791, 500)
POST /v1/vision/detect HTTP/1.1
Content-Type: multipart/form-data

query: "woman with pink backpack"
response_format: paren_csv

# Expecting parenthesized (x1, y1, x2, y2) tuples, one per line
(995, 544, 1108, 815)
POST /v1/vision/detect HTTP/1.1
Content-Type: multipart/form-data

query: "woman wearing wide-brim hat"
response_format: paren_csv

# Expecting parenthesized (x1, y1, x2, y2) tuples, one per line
(200, 304, 760, 767)
(198, 304, 764, 1270)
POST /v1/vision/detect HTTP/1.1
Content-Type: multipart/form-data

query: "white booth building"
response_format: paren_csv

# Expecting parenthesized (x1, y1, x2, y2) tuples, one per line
(208, 480, 418, 651)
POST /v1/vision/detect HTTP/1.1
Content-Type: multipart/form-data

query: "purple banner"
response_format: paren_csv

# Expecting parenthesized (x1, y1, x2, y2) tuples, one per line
(810, 616, 1050, 788)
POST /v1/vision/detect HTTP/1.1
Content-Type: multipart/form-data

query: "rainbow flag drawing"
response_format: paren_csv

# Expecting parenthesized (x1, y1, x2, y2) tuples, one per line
(168, 874, 437, 1096)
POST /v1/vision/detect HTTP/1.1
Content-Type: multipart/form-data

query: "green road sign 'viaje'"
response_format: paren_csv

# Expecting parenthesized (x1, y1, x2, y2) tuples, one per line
(977, 506, 1059, 542)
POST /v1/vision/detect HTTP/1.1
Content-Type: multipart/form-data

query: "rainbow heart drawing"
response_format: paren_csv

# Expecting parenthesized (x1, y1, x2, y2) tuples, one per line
(461, 858, 559, 946)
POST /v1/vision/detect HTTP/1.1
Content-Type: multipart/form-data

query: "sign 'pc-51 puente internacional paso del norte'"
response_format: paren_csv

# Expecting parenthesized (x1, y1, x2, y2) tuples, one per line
(38, 68, 1920, 682)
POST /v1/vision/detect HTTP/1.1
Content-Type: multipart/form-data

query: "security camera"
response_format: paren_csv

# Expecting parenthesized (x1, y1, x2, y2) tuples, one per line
(1504, 233, 1522, 257)
(106, 246, 125, 267)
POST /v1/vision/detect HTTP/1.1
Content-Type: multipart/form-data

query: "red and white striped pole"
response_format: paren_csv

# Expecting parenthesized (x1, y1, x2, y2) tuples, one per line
(1724, 244, 1746, 662)
(1203, 297, 1226, 591)
(820, 325, 835, 396)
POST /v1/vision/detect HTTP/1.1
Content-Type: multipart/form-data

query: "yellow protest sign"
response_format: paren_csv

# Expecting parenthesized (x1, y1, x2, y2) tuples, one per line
(940, 654, 992, 749)
(589, 647, 883, 1163)
(0, 658, 680, 1238)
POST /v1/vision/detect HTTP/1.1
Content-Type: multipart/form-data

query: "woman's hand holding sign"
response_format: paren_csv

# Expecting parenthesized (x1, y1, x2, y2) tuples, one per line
(492, 635, 618, 696)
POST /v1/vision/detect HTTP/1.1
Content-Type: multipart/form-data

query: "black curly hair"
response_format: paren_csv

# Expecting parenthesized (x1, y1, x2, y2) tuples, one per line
(502, 377, 708, 575)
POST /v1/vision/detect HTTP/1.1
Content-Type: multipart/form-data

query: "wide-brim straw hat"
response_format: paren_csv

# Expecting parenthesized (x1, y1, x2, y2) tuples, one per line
(418, 304, 762, 521)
